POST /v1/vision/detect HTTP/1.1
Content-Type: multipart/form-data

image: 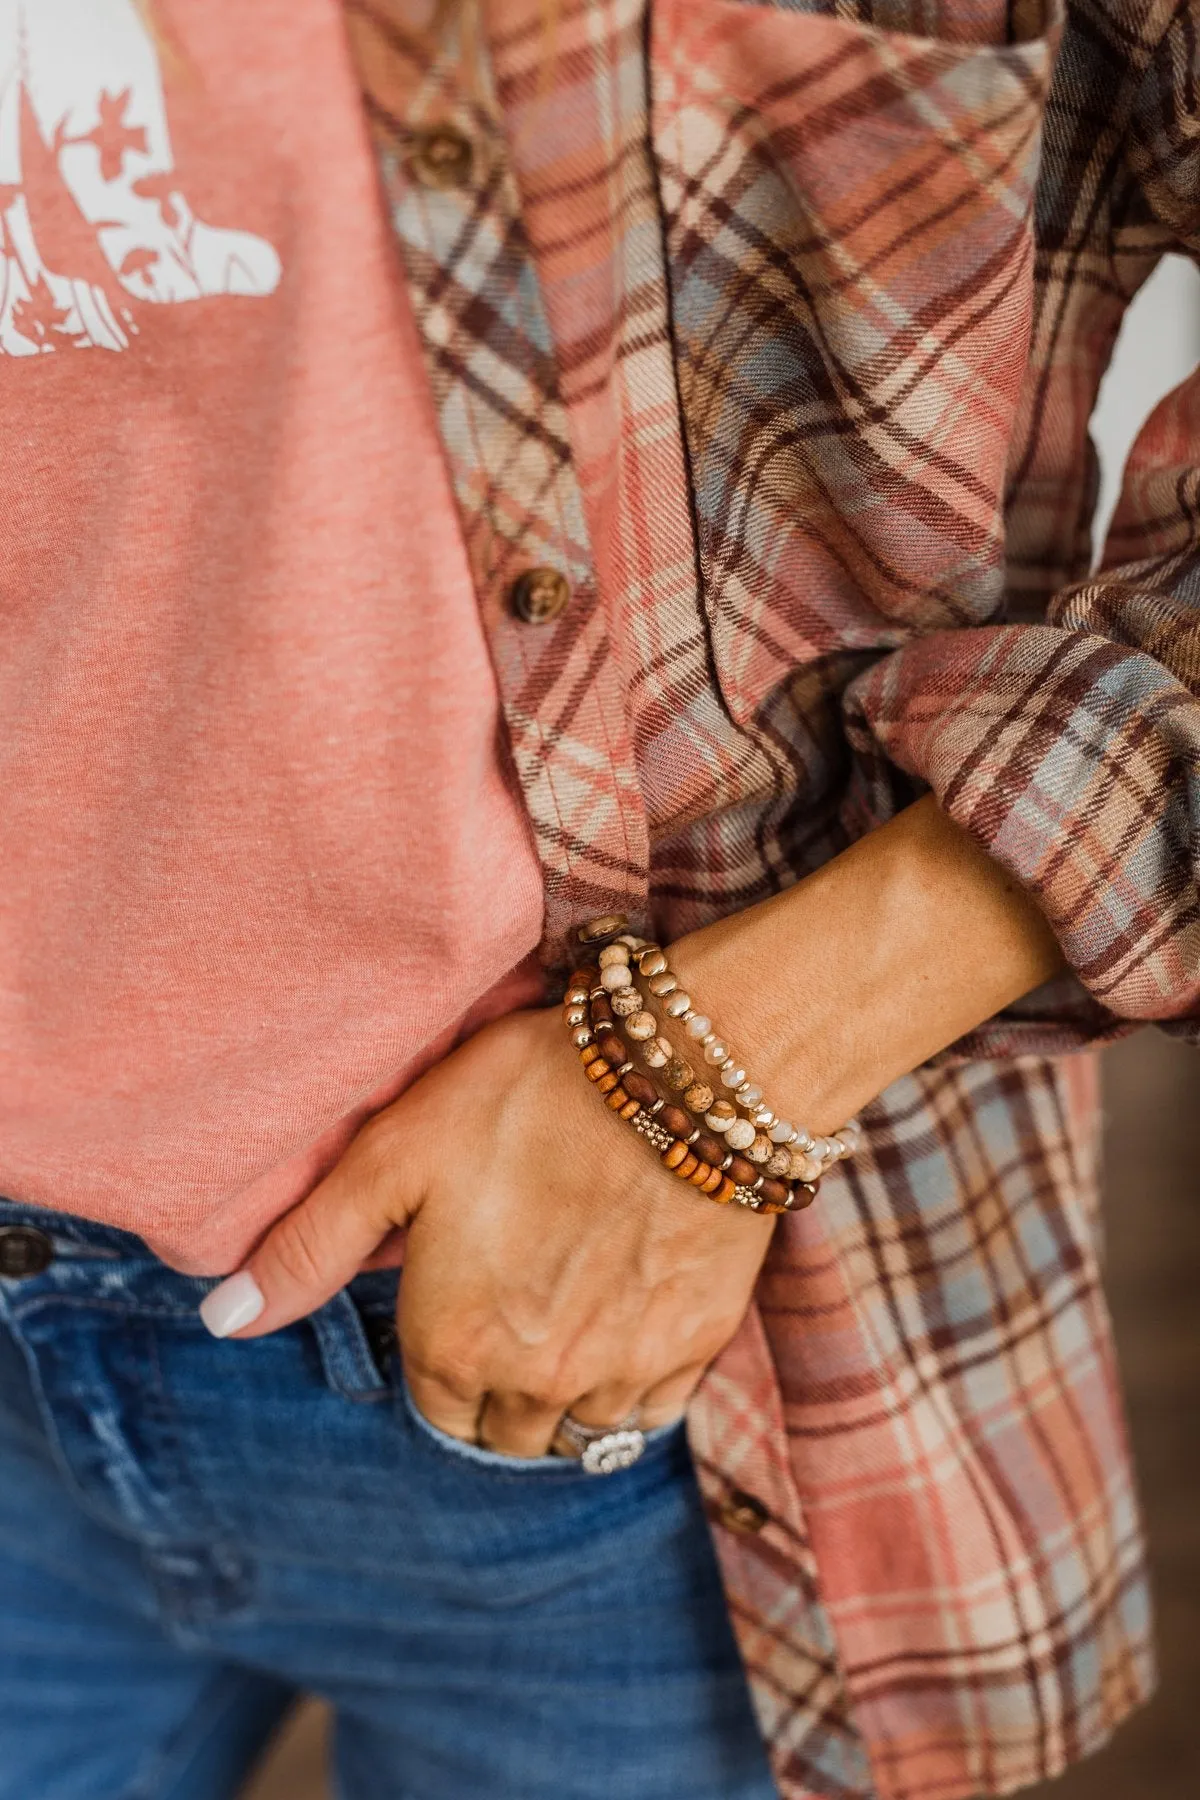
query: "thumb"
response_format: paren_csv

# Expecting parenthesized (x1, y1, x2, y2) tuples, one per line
(198, 1122, 419, 1339)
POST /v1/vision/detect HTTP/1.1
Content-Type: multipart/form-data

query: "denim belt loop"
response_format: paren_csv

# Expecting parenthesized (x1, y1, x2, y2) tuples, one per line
(309, 1288, 391, 1402)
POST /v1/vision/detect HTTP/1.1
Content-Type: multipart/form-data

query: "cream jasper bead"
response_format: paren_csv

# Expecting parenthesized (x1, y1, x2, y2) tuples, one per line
(747, 1133, 773, 1165)
(725, 1118, 757, 1152)
(766, 1149, 792, 1178)
(683, 1013, 711, 1039)
(611, 988, 641, 1017)
(788, 1147, 823, 1182)
(705, 1100, 738, 1132)
(643, 1036, 672, 1068)
(626, 1010, 658, 1041)
(598, 943, 630, 969)
(601, 964, 633, 992)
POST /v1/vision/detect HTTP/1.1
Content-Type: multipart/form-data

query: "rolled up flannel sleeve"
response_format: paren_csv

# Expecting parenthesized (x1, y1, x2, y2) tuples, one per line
(844, 12, 1200, 1049)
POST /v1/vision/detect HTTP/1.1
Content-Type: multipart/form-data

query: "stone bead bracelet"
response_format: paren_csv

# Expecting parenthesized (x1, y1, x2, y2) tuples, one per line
(563, 969, 814, 1215)
(592, 930, 860, 1184)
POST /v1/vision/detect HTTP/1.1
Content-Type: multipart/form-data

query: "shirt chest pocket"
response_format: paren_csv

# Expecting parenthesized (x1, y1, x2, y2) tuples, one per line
(649, 0, 1062, 726)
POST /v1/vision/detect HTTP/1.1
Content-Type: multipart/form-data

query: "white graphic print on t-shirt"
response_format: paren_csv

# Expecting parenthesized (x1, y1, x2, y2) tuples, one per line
(0, 0, 281, 355)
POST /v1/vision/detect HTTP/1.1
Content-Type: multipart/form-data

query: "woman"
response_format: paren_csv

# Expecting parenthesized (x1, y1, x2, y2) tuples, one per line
(0, 0, 1191, 1794)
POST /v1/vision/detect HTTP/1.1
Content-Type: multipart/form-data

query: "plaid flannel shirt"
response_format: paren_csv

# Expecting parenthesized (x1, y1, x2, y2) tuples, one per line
(345, 1, 1198, 1793)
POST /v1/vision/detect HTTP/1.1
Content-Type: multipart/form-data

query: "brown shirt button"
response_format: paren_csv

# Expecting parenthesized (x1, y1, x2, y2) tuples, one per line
(409, 125, 474, 191)
(575, 914, 629, 944)
(718, 1490, 770, 1535)
(509, 566, 571, 625)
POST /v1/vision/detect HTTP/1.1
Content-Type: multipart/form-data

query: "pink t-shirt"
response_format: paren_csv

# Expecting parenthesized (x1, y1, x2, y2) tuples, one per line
(0, 0, 545, 1271)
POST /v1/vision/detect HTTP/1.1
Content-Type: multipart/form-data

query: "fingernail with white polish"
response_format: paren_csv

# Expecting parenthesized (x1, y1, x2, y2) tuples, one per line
(199, 1270, 265, 1338)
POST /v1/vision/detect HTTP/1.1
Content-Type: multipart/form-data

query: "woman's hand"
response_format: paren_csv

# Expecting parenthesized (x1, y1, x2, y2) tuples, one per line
(201, 797, 1066, 1451)
(201, 1005, 776, 1453)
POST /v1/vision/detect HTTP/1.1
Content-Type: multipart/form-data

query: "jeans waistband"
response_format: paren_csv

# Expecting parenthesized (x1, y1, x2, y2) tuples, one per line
(0, 1196, 396, 1402)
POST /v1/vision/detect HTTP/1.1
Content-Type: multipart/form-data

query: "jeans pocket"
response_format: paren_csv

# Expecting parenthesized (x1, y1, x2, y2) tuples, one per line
(400, 1378, 687, 1478)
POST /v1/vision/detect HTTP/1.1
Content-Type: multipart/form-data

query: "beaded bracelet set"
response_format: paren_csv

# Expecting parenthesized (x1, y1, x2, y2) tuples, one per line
(563, 915, 860, 1216)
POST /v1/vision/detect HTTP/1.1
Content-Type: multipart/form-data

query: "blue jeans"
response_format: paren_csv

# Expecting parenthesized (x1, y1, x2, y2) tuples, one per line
(0, 1200, 776, 1800)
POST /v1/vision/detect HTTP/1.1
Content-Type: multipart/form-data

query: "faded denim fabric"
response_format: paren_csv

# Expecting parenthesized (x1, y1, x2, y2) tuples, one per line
(0, 1200, 775, 1800)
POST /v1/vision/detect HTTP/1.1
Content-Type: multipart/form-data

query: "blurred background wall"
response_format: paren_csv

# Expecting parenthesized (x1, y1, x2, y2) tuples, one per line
(243, 257, 1200, 1800)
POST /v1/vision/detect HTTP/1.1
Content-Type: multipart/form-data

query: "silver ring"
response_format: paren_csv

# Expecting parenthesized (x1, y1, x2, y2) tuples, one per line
(557, 1411, 646, 1475)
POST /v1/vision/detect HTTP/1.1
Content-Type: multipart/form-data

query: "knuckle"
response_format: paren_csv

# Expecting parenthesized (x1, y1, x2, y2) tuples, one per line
(409, 1341, 484, 1401)
(519, 1359, 581, 1412)
(269, 1211, 329, 1292)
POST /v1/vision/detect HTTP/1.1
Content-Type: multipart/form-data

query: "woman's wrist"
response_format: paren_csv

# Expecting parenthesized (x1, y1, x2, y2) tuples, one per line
(665, 797, 1065, 1132)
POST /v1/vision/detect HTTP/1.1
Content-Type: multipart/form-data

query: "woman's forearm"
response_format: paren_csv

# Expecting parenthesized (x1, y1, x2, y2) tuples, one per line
(670, 796, 1066, 1134)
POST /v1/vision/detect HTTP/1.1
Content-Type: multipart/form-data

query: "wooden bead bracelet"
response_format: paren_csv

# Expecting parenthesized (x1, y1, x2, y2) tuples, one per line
(564, 973, 805, 1214)
(593, 929, 860, 1183)
(563, 926, 840, 1215)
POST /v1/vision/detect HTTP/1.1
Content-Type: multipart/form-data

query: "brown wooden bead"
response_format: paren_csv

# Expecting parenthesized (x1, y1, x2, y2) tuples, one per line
(692, 1131, 726, 1167)
(618, 1098, 641, 1120)
(688, 1160, 714, 1188)
(580, 1043, 602, 1066)
(589, 1000, 614, 1028)
(657, 1104, 692, 1139)
(662, 1140, 690, 1171)
(604, 1084, 630, 1108)
(794, 1181, 819, 1209)
(757, 1177, 790, 1207)
(760, 1202, 788, 1216)
(713, 1176, 737, 1205)
(596, 1072, 620, 1095)
(699, 1166, 725, 1195)
(623, 1071, 657, 1106)
(584, 1057, 612, 1082)
(598, 1032, 626, 1065)
(673, 1150, 699, 1180)
(569, 965, 599, 988)
(726, 1154, 757, 1186)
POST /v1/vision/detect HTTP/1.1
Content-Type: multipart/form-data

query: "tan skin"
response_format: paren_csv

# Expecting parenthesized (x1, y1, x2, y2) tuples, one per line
(224, 795, 1065, 1454)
